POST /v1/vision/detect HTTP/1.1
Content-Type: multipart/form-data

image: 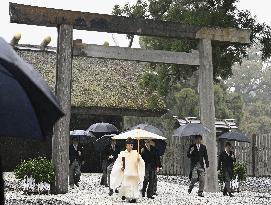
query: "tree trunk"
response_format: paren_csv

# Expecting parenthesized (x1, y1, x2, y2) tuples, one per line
(51, 24, 73, 194)
(198, 39, 218, 192)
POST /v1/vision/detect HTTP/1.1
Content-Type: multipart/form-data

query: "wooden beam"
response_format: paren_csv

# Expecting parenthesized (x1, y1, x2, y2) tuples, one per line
(198, 39, 218, 192)
(9, 3, 251, 43)
(73, 43, 200, 65)
(51, 24, 73, 194)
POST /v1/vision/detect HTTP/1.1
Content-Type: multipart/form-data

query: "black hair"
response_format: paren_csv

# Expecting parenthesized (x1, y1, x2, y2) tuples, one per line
(225, 142, 232, 147)
(125, 137, 134, 145)
(195, 135, 203, 140)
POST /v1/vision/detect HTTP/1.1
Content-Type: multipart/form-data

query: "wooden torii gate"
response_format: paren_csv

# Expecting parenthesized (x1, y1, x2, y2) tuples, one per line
(9, 3, 251, 194)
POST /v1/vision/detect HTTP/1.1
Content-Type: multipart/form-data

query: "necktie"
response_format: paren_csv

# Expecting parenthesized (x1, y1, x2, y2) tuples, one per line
(197, 144, 200, 151)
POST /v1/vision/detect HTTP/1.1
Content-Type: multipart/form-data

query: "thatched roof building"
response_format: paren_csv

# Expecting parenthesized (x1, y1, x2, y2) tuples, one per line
(15, 45, 166, 117)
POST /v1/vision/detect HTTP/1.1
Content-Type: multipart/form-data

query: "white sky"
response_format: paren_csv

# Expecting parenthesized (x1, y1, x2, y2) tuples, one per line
(1, 0, 270, 48)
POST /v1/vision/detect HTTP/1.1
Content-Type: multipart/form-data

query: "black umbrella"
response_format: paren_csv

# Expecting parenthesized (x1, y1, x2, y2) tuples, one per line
(153, 140, 167, 156)
(0, 37, 64, 140)
(95, 134, 116, 152)
(173, 123, 210, 137)
(70, 130, 96, 144)
(86, 122, 118, 133)
(218, 131, 250, 143)
(131, 123, 163, 136)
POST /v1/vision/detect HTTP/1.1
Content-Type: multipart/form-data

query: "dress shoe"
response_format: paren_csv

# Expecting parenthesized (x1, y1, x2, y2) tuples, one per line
(129, 199, 137, 203)
(142, 192, 146, 197)
(153, 193, 158, 196)
(109, 189, 113, 196)
(75, 182, 79, 187)
(188, 188, 192, 194)
(229, 193, 234, 197)
(147, 196, 155, 199)
(198, 193, 204, 197)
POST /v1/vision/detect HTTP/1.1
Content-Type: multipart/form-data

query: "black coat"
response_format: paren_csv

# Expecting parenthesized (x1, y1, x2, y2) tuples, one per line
(69, 144, 83, 164)
(218, 150, 236, 178)
(141, 145, 160, 169)
(187, 144, 209, 170)
(103, 144, 120, 164)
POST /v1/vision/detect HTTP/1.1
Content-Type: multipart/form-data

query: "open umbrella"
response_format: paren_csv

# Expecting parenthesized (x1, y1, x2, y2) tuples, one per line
(218, 131, 250, 143)
(70, 130, 96, 144)
(173, 123, 210, 137)
(112, 128, 166, 153)
(86, 122, 118, 133)
(0, 37, 64, 140)
(131, 124, 166, 156)
(95, 134, 116, 152)
(131, 123, 163, 136)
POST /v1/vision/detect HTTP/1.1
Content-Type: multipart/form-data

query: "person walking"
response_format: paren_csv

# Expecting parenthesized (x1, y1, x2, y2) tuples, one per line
(218, 142, 236, 197)
(106, 138, 120, 196)
(110, 138, 145, 203)
(69, 137, 83, 189)
(187, 135, 209, 197)
(141, 139, 160, 199)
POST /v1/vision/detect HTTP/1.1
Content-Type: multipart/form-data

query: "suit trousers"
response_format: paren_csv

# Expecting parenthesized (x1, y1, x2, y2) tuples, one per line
(224, 169, 233, 193)
(142, 164, 155, 197)
(107, 162, 114, 189)
(153, 171, 158, 194)
(101, 160, 109, 186)
(189, 163, 205, 194)
(69, 160, 81, 185)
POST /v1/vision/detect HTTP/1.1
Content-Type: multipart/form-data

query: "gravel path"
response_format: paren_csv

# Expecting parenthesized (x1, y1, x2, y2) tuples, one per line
(4, 173, 271, 205)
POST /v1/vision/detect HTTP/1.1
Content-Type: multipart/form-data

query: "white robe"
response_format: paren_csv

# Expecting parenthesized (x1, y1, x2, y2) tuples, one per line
(110, 150, 145, 199)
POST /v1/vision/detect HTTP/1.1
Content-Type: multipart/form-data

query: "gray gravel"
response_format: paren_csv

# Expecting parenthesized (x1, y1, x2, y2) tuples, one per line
(4, 173, 271, 205)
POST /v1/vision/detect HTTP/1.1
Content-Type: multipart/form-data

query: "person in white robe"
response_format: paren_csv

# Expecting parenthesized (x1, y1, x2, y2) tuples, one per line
(110, 137, 145, 203)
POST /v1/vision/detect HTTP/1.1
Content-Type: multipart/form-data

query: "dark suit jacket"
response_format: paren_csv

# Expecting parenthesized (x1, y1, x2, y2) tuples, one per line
(103, 144, 120, 164)
(69, 144, 83, 164)
(141, 145, 160, 169)
(218, 150, 236, 176)
(187, 144, 209, 170)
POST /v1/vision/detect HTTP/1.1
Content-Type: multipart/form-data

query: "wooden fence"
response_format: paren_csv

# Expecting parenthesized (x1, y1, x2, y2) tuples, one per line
(160, 133, 271, 177)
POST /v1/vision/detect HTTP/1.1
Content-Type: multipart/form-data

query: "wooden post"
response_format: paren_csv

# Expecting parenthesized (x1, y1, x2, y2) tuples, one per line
(198, 39, 218, 192)
(251, 133, 257, 177)
(51, 24, 73, 194)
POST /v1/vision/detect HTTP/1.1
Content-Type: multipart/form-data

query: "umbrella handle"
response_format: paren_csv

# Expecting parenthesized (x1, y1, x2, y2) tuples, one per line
(137, 139, 140, 154)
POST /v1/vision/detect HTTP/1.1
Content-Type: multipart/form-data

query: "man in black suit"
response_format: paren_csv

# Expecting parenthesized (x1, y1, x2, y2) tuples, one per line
(187, 135, 209, 197)
(218, 142, 236, 197)
(105, 138, 120, 196)
(69, 137, 83, 189)
(150, 140, 162, 196)
(141, 139, 160, 199)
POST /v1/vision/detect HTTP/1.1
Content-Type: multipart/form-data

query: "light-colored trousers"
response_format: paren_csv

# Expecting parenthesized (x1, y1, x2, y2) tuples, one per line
(189, 163, 205, 194)
(107, 162, 114, 189)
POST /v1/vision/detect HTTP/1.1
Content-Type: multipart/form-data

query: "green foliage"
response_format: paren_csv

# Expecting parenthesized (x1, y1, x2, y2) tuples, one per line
(14, 157, 55, 184)
(233, 162, 247, 181)
(174, 88, 199, 118)
(218, 162, 247, 182)
(226, 44, 271, 134)
(113, 0, 271, 96)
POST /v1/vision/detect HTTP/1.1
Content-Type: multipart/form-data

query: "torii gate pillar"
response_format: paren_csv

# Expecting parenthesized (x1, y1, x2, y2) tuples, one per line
(198, 39, 218, 192)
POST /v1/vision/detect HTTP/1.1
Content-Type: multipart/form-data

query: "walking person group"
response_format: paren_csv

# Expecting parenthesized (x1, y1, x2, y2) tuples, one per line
(68, 133, 237, 203)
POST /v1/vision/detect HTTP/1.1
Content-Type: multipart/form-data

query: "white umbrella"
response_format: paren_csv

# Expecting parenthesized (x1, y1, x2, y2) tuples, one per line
(112, 128, 166, 153)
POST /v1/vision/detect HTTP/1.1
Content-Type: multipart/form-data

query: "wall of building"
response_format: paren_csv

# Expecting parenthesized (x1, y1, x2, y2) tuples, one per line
(0, 112, 123, 172)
